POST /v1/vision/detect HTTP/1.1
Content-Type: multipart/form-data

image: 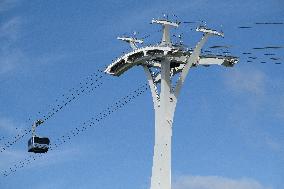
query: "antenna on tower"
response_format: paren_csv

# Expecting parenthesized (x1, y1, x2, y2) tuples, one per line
(117, 32, 143, 50)
(151, 17, 180, 46)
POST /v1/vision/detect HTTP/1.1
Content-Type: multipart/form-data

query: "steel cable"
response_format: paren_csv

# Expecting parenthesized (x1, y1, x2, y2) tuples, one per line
(0, 69, 106, 153)
(1, 83, 149, 177)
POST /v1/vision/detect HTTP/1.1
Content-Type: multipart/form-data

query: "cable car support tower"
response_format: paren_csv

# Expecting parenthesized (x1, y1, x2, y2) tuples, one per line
(105, 18, 238, 189)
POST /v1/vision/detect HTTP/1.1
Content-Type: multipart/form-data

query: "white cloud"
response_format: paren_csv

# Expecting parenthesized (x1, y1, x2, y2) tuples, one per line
(0, 49, 26, 74)
(33, 180, 67, 189)
(0, 116, 24, 135)
(0, 0, 21, 13)
(0, 17, 21, 42)
(264, 135, 281, 152)
(222, 67, 284, 154)
(0, 145, 81, 177)
(275, 94, 284, 120)
(224, 68, 266, 95)
(0, 149, 27, 170)
(0, 16, 24, 75)
(0, 16, 67, 76)
(173, 175, 272, 189)
(33, 147, 82, 167)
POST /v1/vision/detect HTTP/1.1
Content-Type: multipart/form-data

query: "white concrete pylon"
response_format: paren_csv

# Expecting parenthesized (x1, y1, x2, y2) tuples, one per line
(143, 32, 211, 189)
(105, 18, 238, 189)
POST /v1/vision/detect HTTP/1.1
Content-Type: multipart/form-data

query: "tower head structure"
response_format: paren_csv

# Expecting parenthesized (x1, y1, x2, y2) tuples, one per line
(105, 17, 238, 189)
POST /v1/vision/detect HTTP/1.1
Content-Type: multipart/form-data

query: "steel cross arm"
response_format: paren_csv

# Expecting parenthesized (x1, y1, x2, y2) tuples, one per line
(173, 33, 210, 99)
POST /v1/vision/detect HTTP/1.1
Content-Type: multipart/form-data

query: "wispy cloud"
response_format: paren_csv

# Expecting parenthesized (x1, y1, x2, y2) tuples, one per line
(0, 146, 81, 177)
(33, 147, 82, 168)
(33, 180, 67, 189)
(274, 94, 284, 120)
(0, 16, 66, 76)
(0, 16, 24, 75)
(173, 175, 272, 189)
(0, 116, 24, 135)
(264, 135, 282, 152)
(0, 17, 21, 42)
(0, 0, 21, 13)
(223, 67, 284, 155)
(0, 49, 26, 75)
(0, 1, 23, 75)
(224, 68, 267, 95)
(0, 149, 27, 169)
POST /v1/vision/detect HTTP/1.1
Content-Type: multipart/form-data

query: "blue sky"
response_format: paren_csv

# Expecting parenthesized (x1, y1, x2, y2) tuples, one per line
(0, 0, 283, 189)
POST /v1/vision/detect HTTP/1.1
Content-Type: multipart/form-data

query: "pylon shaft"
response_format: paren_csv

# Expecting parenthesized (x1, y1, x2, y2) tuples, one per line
(142, 31, 213, 189)
(145, 60, 176, 189)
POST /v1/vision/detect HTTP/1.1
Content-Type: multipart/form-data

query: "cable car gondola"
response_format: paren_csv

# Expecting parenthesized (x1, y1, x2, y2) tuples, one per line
(28, 120, 50, 153)
(28, 136, 50, 153)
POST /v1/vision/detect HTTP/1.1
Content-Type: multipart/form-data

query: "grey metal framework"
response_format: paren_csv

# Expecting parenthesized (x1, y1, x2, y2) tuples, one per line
(105, 18, 238, 189)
